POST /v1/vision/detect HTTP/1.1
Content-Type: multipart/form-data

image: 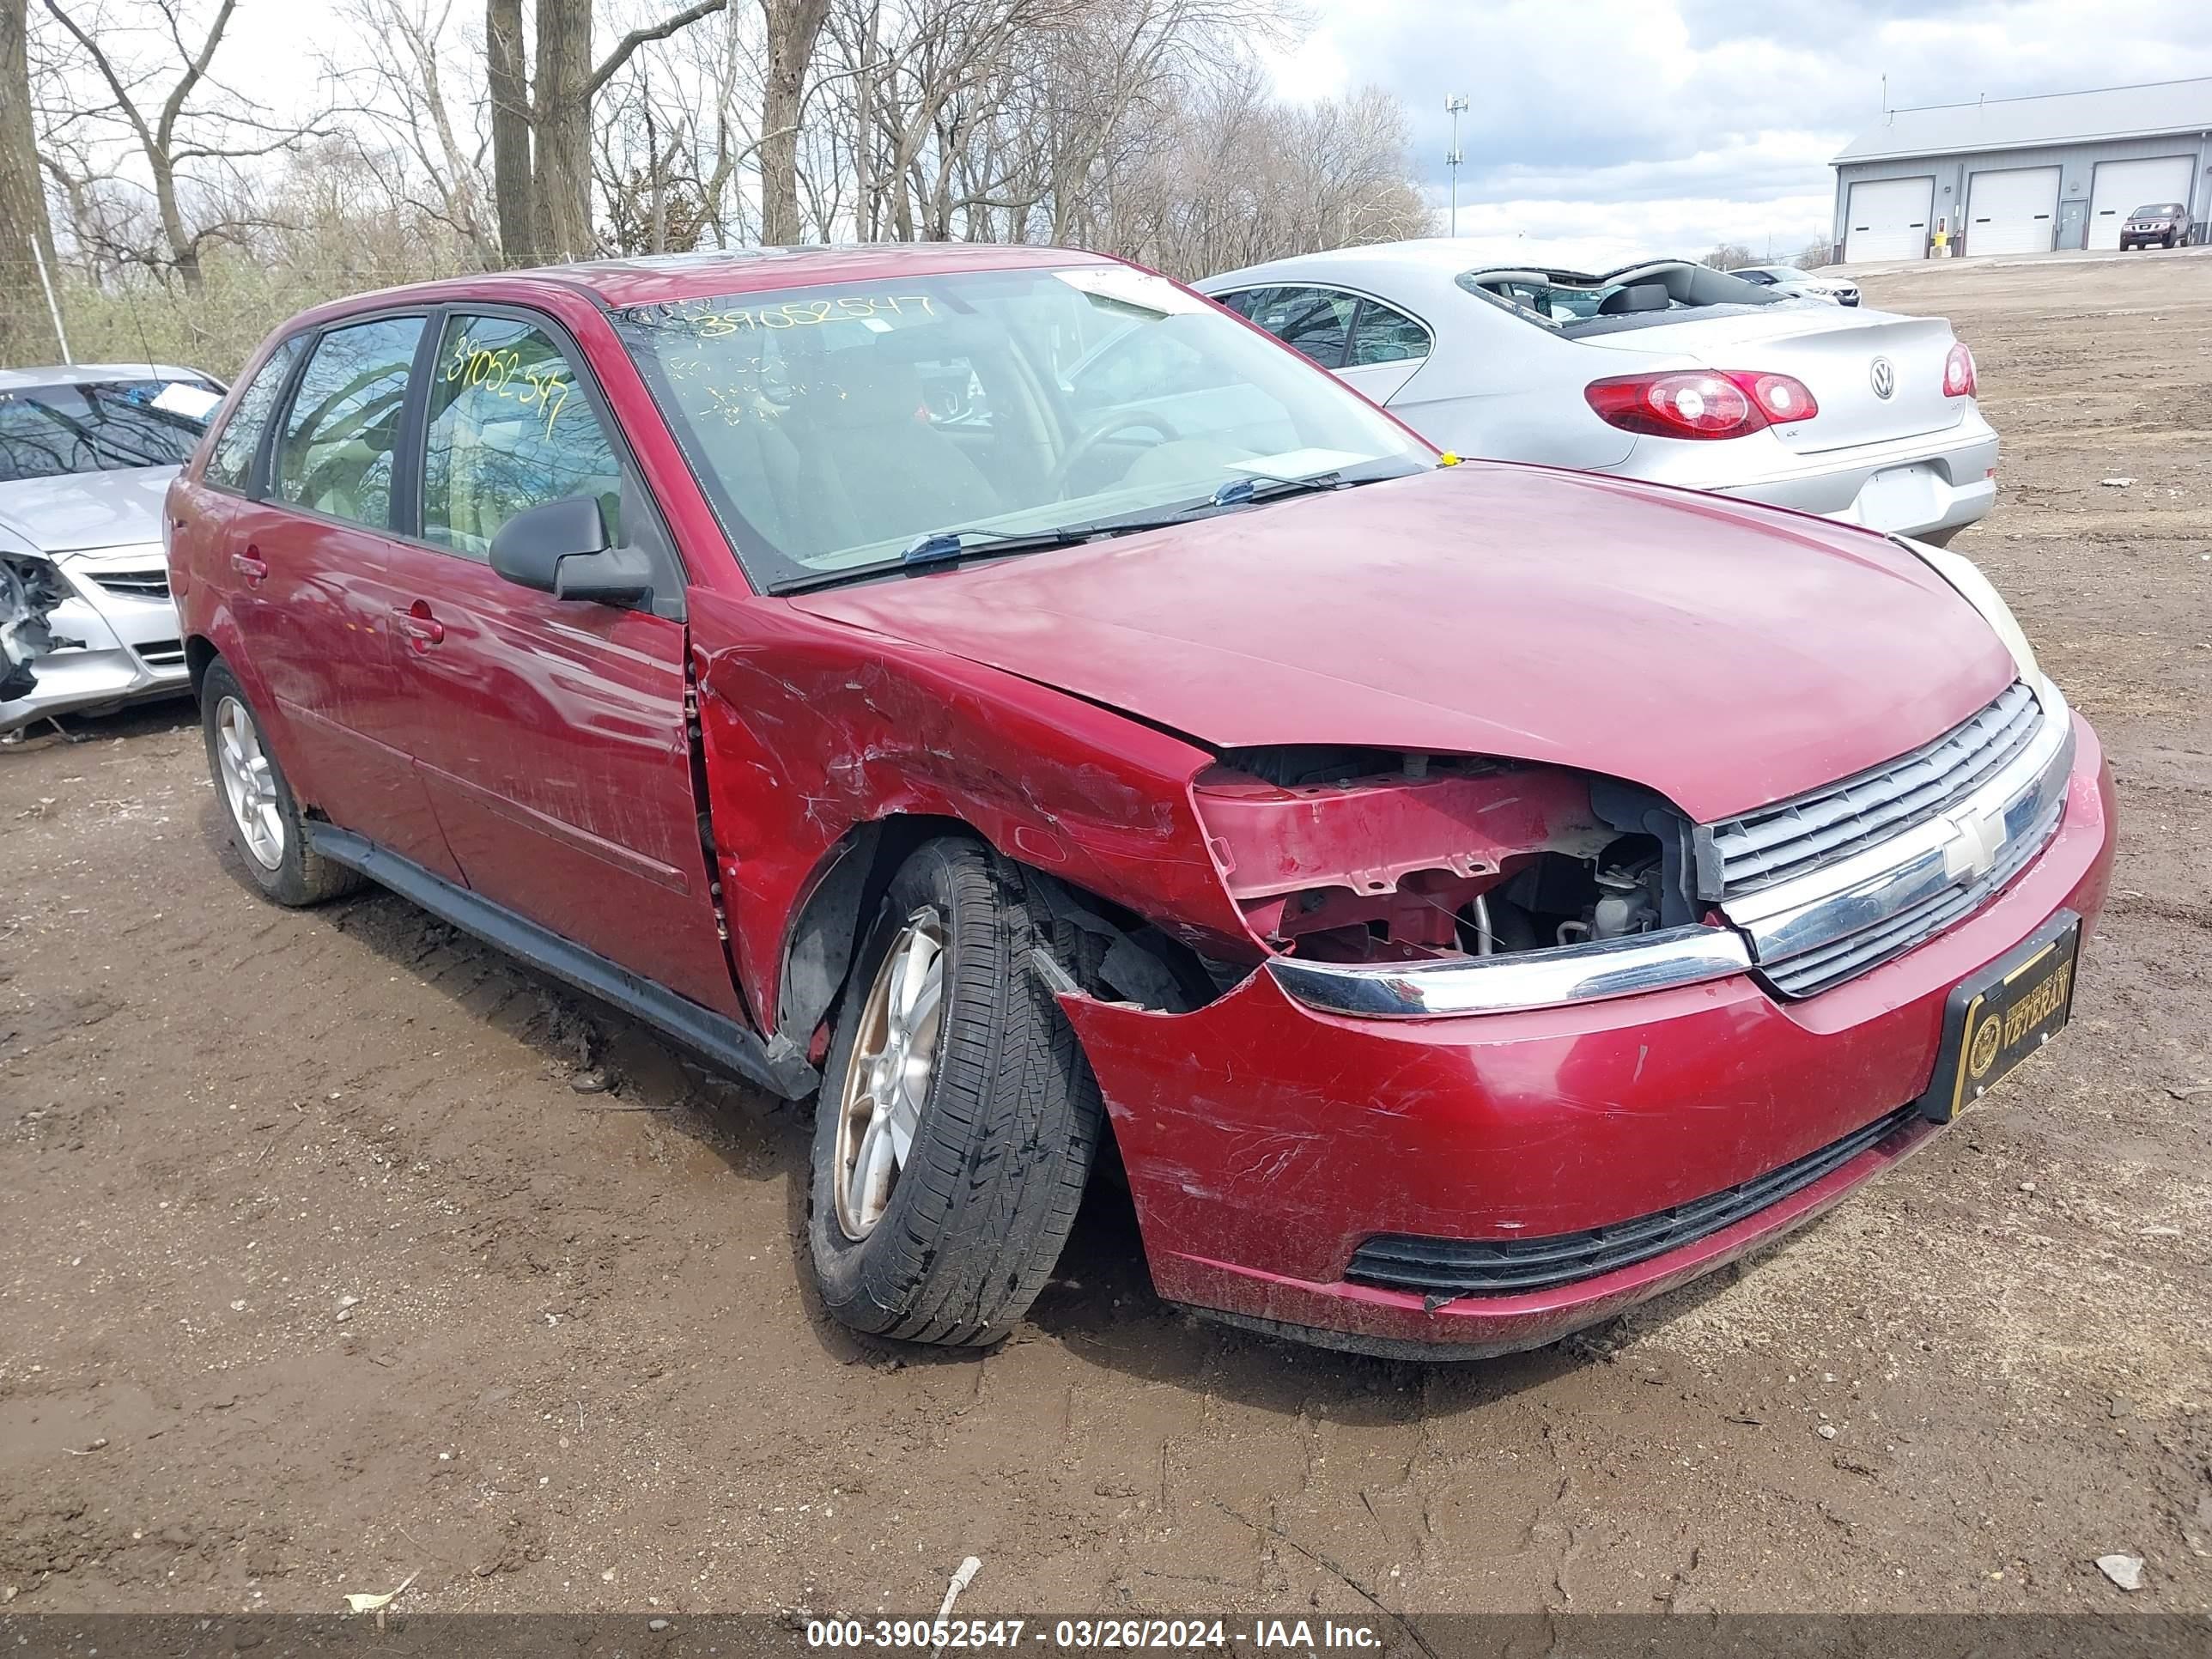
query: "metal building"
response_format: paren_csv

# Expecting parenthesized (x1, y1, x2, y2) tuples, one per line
(1831, 77, 2212, 262)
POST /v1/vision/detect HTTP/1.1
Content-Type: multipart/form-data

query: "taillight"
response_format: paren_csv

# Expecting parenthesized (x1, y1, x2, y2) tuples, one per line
(1583, 370, 1819, 440)
(1943, 342, 1978, 398)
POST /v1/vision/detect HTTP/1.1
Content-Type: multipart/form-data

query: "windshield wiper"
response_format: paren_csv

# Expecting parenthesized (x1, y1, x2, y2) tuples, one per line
(1207, 469, 1346, 507)
(769, 471, 1396, 596)
(899, 524, 1091, 566)
(769, 524, 1097, 594)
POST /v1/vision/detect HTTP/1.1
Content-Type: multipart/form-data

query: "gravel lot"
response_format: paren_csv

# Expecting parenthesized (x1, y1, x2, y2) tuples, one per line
(3, 254, 2208, 1619)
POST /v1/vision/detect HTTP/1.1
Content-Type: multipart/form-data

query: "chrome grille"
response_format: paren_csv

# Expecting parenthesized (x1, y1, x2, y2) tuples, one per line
(91, 569, 172, 600)
(1759, 790, 2059, 998)
(1711, 681, 2043, 895)
(136, 639, 186, 667)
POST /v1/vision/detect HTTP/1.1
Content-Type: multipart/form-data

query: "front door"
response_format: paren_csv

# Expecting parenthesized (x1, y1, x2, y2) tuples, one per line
(234, 313, 460, 878)
(380, 308, 744, 1021)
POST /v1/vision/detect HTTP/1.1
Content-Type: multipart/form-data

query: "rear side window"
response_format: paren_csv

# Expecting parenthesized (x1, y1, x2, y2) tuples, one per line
(204, 337, 302, 492)
(421, 313, 622, 560)
(276, 316, 425, 529)
(1243, 287, 1358, 368)
(1346, 301, 1430, 368)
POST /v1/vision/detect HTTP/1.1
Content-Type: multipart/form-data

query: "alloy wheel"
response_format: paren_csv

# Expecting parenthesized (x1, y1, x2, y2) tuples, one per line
(834, 908, 946, 1240)
(214, 695, 285, 871)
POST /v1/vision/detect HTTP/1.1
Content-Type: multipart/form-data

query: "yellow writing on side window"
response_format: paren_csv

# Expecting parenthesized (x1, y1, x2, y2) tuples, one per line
(443, 333, 572, 440)
(694, 294, 938, 337)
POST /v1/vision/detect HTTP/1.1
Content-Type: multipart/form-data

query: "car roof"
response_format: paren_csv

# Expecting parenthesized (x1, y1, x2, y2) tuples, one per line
(1198, 242, 1721, 294)
(283, 242, 1120, 328)
(0, 362, 215, 392)
(1198, 240, 1493, 289)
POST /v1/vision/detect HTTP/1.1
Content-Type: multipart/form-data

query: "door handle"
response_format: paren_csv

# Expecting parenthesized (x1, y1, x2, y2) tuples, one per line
(231, 549, 268, 583)
(397, 602, 446, 651)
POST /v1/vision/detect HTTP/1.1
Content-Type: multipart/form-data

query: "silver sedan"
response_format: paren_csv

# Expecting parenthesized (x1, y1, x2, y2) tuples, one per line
(3, 364, 223, 736)
(1195, 242, 1995, 544)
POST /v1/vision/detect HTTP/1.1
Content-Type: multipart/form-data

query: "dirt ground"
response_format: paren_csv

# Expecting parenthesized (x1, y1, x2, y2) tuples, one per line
(3, 256, 2209, 1621)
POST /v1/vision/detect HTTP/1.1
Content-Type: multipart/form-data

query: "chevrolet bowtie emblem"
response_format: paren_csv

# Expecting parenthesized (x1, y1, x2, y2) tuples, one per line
(1942, 805, 2008, 883)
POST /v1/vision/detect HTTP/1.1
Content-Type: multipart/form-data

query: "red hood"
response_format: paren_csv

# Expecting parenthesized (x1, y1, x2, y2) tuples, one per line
(788, 464, 2014, 822)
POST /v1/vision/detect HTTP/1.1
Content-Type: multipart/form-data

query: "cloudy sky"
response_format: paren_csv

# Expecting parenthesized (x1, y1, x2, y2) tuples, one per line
(1263, 0, 2212, 268)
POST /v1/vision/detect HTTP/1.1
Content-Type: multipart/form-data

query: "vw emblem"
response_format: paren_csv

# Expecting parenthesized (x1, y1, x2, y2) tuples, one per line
(1869, 356, 1896, 399)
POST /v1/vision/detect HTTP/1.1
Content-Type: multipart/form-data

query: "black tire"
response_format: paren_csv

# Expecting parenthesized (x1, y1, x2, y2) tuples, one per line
(808, 837, 1103, 1346)
(200, 659, 362, 907)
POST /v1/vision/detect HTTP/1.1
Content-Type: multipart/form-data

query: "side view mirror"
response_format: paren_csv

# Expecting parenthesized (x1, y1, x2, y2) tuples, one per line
(488, 495, 653, 607)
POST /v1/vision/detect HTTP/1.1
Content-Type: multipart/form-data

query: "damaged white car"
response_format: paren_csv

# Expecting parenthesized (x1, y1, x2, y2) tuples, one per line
(1198, 246, 1994, 544)
(2, 365, 225, 736)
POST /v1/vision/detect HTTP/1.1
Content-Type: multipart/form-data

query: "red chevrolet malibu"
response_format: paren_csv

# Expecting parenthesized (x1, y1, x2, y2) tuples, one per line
(167, 246, 2114, 1358)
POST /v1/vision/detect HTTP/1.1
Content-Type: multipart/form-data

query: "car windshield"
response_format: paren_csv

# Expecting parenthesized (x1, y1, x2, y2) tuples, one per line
(2131, 204, 2183, 217)
(0, 379, 222, 483)
(614, 263, 1432, 590)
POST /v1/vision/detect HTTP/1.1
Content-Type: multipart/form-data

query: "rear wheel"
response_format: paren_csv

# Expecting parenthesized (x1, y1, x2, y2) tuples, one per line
(807, 837, 1103, 1346)
(201, 659, 361, 907)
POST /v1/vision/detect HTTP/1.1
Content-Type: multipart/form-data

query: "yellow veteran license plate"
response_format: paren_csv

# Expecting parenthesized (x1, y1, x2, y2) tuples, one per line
(1918, 911, 2081, 1123)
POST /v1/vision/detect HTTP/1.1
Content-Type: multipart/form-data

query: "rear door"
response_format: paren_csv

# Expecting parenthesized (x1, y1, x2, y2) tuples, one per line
(380, 307, 744, 1020)
(225, 313, 461, 878)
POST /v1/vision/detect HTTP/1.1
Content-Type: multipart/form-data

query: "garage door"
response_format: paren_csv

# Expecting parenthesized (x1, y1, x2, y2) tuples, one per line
(1844, 177, 1934, 263)
(2088, 155, 2194, 249)
(1965, 166, 2059, 256)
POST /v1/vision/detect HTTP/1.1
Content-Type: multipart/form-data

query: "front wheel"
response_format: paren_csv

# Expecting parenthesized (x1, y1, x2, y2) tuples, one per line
(807, 838, 1103, 1346)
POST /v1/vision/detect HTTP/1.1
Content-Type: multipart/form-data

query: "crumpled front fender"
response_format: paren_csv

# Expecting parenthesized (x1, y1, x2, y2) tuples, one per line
(686, 588, 1246, 1033)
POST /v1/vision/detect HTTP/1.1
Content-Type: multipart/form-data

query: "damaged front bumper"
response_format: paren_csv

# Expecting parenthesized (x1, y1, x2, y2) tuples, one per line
(2, 548, 191, 735)
(1058, 722, 2115, 1358)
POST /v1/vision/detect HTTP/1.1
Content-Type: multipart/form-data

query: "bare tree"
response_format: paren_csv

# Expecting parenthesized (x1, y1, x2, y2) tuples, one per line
(485, 0, 531, 260)
(1, 0, 61, 359)
(483, 0, 729, 264)
(335, 0, 499, 269)
(1701, 242, 1756, 271)
(40, 0, 325, 286)
(757, 0, 827, 244)
(596, 75, 708, 254)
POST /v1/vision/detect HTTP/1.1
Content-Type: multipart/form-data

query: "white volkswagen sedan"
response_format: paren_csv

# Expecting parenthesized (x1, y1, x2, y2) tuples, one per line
(1195, 242, 1994, 544)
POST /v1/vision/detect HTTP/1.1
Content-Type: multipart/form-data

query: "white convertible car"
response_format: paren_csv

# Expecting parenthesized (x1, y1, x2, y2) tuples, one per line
(1195, 242, 1995, 544)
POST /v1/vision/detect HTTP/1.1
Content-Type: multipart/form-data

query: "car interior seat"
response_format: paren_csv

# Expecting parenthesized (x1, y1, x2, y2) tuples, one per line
(783, 352, 1002, 557)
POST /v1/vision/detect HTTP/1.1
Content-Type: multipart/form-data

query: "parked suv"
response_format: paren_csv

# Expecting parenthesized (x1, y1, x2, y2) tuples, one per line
(170, 247, 2113, 1358)
(2119, 203, 2191, 250)
(1731, 264, 1861, 307)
